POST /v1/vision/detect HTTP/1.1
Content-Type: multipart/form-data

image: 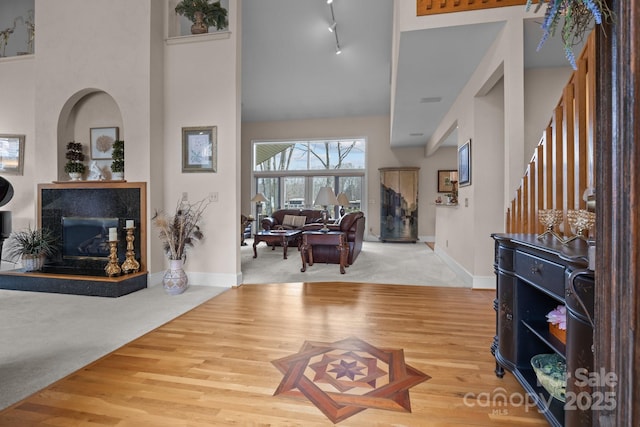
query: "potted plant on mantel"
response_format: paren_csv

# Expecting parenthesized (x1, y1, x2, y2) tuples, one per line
(6, 226, 58, 272)
(152, 196, 212, 295)
(64, 141, 86, 180)
(175, 0, 229, 34)
(110, 139, 124, 180)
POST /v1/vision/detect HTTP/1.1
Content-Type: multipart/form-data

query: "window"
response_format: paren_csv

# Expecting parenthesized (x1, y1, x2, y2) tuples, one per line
(253, 139, 365, 217)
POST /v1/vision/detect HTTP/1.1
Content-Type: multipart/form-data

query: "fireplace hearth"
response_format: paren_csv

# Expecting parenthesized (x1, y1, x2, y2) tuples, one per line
(0, 181, 148, 297)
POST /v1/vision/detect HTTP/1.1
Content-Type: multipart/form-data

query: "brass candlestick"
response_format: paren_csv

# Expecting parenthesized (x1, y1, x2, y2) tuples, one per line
(121, 227, 140, 274)
(104, 240, 121, 277)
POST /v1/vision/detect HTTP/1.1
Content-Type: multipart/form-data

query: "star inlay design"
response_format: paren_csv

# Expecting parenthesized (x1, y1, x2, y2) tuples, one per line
(272, 337, 431, 423)
(329, 359, 364, 380)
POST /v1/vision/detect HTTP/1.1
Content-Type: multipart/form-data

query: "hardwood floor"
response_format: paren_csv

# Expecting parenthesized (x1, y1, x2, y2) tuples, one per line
(0, 283, 548, 426)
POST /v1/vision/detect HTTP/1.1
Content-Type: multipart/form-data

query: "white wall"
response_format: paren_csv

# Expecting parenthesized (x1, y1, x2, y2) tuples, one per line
(241, 116, 457, 241)
(523, 67, 573, 161)
(0, 0, 242, 285)
(0, 56, 36, 235)
(164, 0, 241, 285)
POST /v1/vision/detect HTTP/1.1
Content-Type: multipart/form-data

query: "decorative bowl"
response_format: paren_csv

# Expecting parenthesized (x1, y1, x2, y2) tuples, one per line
(531, 353, 567, 402)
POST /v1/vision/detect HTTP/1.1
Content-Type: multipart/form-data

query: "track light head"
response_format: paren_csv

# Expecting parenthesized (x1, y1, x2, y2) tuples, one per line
(327, 0, 333, 4)
(335, 44, 342, 55)
(328, 22, 336, 32)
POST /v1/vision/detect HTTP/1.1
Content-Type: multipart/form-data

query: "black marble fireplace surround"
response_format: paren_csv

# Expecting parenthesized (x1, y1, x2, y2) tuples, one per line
(0, 181, 148, 297)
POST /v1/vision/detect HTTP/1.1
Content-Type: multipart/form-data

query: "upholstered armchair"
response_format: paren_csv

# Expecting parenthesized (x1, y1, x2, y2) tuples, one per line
(302, 211, 365, 265)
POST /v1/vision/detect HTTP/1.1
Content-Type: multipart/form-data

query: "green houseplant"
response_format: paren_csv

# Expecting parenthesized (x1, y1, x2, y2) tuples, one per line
(175, 0, 228, 34)
(110, 139, 124, 179)
(64, 141, 86, 179)
(6, 226, 58, 271)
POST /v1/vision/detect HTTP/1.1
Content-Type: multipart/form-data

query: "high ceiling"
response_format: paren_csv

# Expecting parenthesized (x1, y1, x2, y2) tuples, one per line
(241, 1, 576, 149)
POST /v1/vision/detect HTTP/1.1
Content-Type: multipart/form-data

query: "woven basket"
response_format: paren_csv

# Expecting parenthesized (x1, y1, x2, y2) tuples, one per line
(531, 353, 566, 402)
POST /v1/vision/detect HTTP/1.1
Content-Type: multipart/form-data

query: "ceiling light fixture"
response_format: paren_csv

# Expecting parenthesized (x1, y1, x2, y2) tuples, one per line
(328, 2, 341, 55)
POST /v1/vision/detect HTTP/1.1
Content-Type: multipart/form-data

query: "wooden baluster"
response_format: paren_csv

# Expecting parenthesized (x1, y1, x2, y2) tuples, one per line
(522, 172, 529, 233)
(563, 83, 576, 214)
(528, 160, 536, 234)
(536, 144, 545, 234)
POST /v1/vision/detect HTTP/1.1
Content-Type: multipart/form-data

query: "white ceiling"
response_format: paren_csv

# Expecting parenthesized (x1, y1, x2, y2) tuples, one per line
(241, 1, 577, 149)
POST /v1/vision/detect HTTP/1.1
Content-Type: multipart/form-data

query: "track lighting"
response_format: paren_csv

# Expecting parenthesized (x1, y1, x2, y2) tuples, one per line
(328, 1, 341, 55)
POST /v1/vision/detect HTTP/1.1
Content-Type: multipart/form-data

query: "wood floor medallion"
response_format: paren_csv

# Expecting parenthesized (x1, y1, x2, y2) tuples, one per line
(272, 337, 430, 423)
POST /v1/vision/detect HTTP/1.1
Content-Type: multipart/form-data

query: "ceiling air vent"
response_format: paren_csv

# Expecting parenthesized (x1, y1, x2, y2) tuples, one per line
(420, 97, 442, 103)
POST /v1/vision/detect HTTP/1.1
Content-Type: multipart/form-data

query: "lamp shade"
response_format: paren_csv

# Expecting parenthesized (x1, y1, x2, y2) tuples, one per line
(251, 193, 267, 203)
(314, 187, 339, 206)
(336, 192, 349, 206)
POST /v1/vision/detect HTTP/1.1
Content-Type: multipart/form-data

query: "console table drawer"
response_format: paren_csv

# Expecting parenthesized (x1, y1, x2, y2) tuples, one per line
(515, 251, 565, 297)
(496, 246, 514, 271)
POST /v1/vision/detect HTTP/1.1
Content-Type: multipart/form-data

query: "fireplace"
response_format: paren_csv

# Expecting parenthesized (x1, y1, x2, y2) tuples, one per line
(62, 216, 118, 260)
(0, 181, 148, 297)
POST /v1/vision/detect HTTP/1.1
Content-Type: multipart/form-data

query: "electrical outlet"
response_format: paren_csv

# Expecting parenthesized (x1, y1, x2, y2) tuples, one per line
(210, 192, 218, 202)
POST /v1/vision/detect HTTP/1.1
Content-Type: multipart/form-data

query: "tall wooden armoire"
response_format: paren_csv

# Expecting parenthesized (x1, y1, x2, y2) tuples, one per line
(379, 167, 419, 242)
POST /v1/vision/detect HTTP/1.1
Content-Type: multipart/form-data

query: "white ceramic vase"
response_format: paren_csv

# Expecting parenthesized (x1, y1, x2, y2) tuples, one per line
(163, 259, 188, 295)
(111, 171, 124, 180)
(68, 172, 82, 181)
(22, 254, 45, 272)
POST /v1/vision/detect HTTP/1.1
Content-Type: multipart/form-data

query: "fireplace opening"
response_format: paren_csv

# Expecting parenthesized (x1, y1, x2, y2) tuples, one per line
(62, 216, 119, 260)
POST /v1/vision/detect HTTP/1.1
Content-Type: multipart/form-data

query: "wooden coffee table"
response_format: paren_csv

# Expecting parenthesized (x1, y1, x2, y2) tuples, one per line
(253, 229, 302, 259)
(300, 231, 349, 274)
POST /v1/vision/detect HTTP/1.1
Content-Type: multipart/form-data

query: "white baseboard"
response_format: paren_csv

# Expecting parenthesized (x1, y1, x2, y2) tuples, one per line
(472, 276, 496, 290)
(148, 271, 236, 288)
(433, 245, 495, 289)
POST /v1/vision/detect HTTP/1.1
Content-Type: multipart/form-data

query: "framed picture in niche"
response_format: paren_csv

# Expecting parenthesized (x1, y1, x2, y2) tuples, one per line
(0, 134, 25, 175)
(458, 139, 471, 187)
(91, 127, 119, 159)
(182, 126, 217, 173)
(437, 170, 458, 193)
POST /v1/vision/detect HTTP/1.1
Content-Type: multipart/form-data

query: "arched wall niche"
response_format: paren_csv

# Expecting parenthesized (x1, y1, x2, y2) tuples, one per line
(56, 89, 123, 181)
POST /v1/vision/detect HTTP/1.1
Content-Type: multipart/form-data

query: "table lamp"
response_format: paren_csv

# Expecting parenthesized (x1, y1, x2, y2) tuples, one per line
(314, 187, 339, 232)
(336, 192, 349, 217)
(251, 193, 267, 217)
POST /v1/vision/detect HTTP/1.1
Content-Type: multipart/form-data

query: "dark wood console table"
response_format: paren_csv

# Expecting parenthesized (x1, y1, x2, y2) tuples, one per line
(492, 234, 594, 427)
(300, 231, 348, 274)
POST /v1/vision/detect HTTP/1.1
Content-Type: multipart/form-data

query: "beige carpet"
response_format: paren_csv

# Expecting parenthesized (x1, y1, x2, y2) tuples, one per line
(0, 284, 227, 410)
(241, 238, 465, 287)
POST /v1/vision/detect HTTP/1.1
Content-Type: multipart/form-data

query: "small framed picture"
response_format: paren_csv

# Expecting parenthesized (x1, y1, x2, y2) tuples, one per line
(437, 170, 458, 193)
(90, 127, 119, 159)
(458, 139, 471, 187)
(0, 134, 25, 175)
(182, 126, 217, 173)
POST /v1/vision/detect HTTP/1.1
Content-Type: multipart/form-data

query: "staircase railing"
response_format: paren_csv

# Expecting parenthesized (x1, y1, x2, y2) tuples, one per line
(506, 32, 596, 235)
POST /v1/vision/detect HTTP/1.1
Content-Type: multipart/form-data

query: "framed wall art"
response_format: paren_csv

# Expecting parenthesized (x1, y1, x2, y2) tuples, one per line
(90, 127, 119, 159)
(458, 139, 471, 186)
(0, 134, 25, 175)
(437, 170, 458, 193)
(182, 126, 217, 173)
